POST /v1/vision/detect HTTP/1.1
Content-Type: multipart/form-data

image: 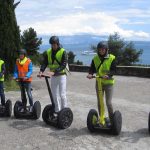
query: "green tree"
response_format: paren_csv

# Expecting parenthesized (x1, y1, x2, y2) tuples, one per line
(21, 27, 42, 56)
(108, 32, 143, 65)
(121, 42, 143, 65)
(0, 0, 21, 74)
(68, 51, 76, 64)
(91, 32, 143, 65)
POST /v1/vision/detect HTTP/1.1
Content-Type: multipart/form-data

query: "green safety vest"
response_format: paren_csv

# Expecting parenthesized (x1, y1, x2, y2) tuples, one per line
(0, 60, 4, 81)
(47, 48, 66, 73)
(93, 54, 115, 85)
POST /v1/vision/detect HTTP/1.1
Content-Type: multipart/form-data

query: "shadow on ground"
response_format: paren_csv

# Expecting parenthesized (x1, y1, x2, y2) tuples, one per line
(121, 128, 149, 143)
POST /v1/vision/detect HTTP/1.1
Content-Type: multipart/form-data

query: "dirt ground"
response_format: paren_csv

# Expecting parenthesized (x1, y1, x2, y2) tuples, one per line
(0, 70, 150, 150)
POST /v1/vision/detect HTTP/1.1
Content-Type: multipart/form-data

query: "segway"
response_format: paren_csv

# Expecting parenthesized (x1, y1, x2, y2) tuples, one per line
(13, 78, 41, 119)
(38, 74, 73, 129)
(0, 99, 12, 117)
(87, 76, 122, 135)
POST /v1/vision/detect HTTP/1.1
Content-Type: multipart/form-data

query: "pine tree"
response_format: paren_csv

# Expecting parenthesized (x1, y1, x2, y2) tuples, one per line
(21, 27, 42, 56)
(0, 0, 21, 74)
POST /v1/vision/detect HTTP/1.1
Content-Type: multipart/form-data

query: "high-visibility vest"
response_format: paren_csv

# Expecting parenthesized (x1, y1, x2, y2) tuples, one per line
(47, 48, 66, 73)
(16, 58, 32, 82)
(93, 54, 115, 85)
(0, 60, 4, 81)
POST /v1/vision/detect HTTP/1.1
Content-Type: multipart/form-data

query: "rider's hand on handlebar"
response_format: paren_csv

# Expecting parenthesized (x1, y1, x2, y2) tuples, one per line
(23, 77, 28, 81)
(47, 71, 54, 77)
(102, 75, 109, 79)
(87, 74, 93, 79)
(38, 71, 43, 78)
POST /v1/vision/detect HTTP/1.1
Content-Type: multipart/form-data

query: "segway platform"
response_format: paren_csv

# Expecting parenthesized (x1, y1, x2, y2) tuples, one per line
(87, 109, 122, 135)
(14, 100, 41, 119)
(0, 99, 12, 117)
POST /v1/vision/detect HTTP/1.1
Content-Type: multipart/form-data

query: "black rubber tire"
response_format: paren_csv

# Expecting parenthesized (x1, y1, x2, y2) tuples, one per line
(5, 99, 12, 117)
(148, 112, 150, 133)
(58, 108, 73, 129)
(14, 101, 22, 118)
(42, 104, 56, 125)
(87, 109, 98, 132)
(112, 110, 122, 135)
(33, 101, 41, 119)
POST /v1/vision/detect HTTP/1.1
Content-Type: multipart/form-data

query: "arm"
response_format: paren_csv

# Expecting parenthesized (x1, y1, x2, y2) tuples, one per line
(1, 64, 6, 74)
(0, 64, 6, 77)
(108, 59, 117, 77)
(88, 60, 96, 75)
(13, 64, 19, 78)
(40, 53, 48, 72)
(54, 51, 67, 75)
(26, 62, 33, 78)
(87, 59, 96, 79)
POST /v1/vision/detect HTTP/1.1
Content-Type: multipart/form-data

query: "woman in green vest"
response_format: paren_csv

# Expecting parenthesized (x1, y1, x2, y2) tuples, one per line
(39, 36, 68, 113)
(0, 59, 6, 106)
(87, 41, 116, 126)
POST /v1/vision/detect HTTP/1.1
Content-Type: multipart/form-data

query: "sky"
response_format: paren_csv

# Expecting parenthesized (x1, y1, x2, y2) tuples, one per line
(15, 0, 150, 41)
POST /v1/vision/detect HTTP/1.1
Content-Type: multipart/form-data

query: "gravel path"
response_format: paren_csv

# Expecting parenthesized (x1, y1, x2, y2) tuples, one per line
(1, 71, 150, 150)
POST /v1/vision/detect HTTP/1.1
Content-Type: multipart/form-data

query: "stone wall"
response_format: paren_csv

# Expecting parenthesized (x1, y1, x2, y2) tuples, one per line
(69, 64, 150, 78)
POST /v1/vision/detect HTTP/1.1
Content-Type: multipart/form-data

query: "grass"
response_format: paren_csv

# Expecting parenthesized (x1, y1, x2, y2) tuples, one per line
(4, 79, 19, 92)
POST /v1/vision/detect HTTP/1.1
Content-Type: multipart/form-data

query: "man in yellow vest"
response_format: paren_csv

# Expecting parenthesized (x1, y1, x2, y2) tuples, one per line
(0, 58, 6, 106)
(39, 36, 68, 112)
(87, 41, 116, 126)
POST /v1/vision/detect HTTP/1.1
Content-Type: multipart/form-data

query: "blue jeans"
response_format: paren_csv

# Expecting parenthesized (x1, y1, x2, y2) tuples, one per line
(0, 81, 5, 106)
(19, 82, 33, 107)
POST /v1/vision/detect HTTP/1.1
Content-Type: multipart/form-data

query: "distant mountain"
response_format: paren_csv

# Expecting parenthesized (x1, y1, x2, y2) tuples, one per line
(39, 34, 150, 65)
(39, 34, 108, 45)
(39, 34, 108, 53)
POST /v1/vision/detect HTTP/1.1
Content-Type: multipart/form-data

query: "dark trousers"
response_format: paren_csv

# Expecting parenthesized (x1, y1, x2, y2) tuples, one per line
(0, 81, 5, 106)
(19, 82, 33, 108)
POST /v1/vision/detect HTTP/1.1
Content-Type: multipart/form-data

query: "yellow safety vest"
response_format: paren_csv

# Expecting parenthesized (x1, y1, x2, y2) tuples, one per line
(0, 60, 4, 81)
(47, 48, 66, 73)
(93, 54, 115, 85)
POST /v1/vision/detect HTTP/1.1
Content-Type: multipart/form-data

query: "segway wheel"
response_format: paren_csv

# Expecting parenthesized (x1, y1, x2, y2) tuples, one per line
(58, 108, 73, 129)
(33, 101, 41, 119)
(14, 101, 22, 118)
(112, 110, 122, 135)
(5, 99, 12, 117)
(42, 104, 56, 125)
(148, 112, 150, 133)
(87, 109, 98, 132)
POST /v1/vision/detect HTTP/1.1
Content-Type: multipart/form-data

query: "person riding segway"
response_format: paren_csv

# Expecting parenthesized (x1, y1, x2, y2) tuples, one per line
(87, 41, 122, 135)
(0, 59, 12, 117)
(13, 49, 41, 119)
(38, 36, 73, 129)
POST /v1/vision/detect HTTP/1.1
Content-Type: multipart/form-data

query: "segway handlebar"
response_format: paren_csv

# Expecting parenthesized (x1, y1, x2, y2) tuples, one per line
(14, 77, 26, 82)
(92, 75, 113, 80)
(37, 74, 51, 78)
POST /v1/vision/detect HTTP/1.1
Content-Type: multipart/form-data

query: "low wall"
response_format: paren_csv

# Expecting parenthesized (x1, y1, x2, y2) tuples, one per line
(69, 64, 150, 78)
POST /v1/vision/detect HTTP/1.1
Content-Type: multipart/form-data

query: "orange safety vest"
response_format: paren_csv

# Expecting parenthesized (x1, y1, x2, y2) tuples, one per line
(16, 58, 32, 82)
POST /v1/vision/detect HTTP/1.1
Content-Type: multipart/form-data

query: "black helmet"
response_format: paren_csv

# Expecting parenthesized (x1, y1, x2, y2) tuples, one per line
(19, 49, 27, 55)
(97, 41, 108, 50)
(49, 36, 59, 45)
